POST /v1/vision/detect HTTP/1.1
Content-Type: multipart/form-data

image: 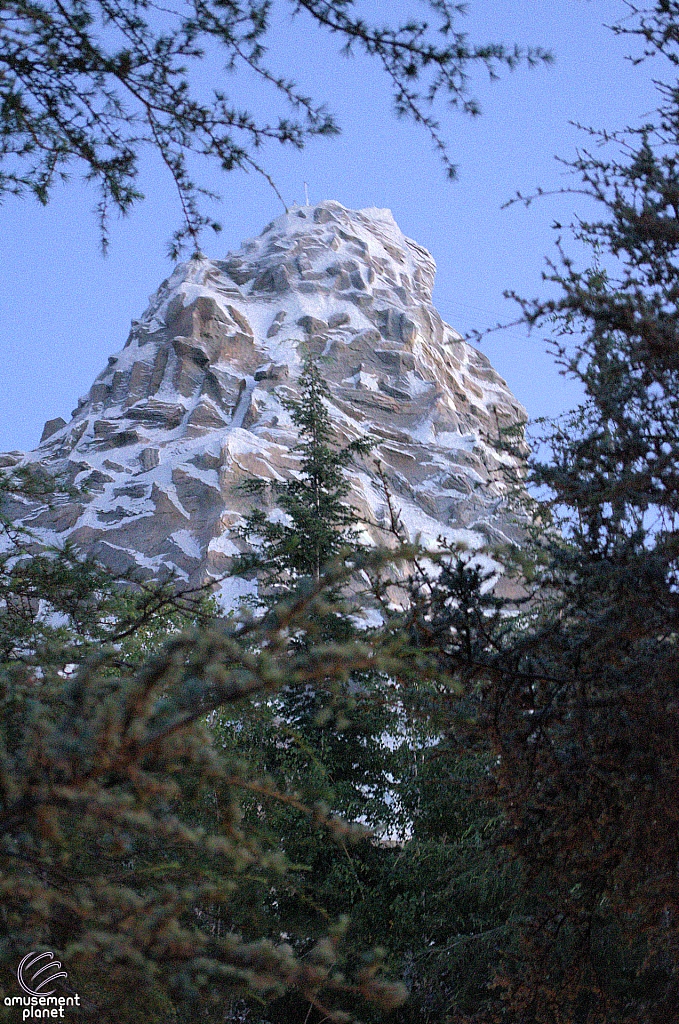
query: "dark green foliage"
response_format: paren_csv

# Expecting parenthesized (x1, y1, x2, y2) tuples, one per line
(229, 365, 526, 1024)
(436, 5, 679, 1018)
(226, 360, 413, 1022)
(0, 469, 407, 1023)
(337, 711, 519, 1022)
(374, 552, 523, 1024)
(0, 0, 551, 252)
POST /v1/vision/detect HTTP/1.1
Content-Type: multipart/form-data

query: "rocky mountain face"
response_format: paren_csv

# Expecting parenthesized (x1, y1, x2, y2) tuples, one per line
(2, 201, 526, 599)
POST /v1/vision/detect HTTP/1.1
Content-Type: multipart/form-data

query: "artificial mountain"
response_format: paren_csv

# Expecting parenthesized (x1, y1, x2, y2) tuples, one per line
(2, 202, 526, 599)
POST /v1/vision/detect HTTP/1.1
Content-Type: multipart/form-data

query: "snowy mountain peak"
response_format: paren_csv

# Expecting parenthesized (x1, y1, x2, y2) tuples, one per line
(2, 201, 526, 592)
(137, 200, 437, 343)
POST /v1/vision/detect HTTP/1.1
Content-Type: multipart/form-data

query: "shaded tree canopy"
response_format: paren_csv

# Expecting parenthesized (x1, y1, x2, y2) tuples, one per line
(13, 5, 679, 1022)
(0, 469, 413, 1023)
(0, 0, 551, 251)
(438, 3, 679, 1018)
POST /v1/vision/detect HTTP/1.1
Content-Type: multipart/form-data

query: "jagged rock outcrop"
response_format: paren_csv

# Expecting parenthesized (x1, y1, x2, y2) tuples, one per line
(1, 201, 526, 596)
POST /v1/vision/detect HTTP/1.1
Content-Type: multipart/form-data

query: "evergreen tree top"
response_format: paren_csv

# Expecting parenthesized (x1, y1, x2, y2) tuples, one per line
(237, 359, 373, 587)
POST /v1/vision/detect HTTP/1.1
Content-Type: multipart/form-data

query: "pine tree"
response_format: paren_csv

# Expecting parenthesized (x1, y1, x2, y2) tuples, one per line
(237, 357, 373, 591)
(224, 360, 416, 1023)
(228, 364, 531, 1024)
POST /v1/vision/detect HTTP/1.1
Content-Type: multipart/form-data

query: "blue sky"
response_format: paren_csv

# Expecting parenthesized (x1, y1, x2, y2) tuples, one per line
(0, 0, 661, 451)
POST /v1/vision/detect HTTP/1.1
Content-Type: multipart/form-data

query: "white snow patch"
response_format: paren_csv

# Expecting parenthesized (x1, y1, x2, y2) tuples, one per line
(170, 530, 203, 559)
(214, 574, 258, 612)
(433, 431, 476, 451)
(207, 533, 240, 557)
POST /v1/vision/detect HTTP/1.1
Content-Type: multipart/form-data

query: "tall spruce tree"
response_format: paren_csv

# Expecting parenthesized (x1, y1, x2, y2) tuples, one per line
(224, 360, 414, 1023)
(228, 363, 531, 1024)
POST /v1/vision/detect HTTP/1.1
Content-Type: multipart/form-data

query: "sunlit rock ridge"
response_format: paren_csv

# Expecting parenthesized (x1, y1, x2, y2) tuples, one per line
(3, 201, 526, 596)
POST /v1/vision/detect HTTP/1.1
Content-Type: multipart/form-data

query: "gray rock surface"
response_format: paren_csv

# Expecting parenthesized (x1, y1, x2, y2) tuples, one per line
(6, 202, 527, 595)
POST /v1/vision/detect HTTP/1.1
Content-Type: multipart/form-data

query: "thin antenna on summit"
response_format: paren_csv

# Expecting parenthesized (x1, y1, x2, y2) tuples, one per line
(304, 182, 310, 207)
